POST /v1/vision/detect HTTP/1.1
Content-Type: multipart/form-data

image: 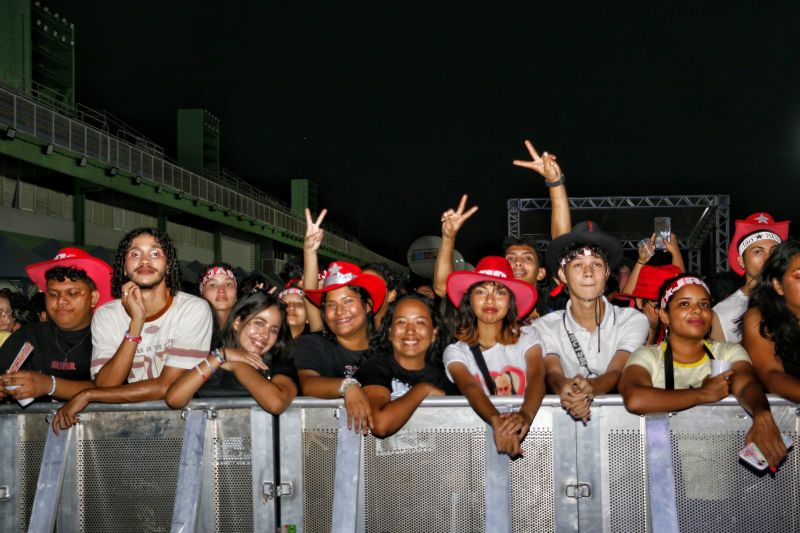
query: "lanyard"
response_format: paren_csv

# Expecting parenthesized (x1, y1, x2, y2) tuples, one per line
(663, 341, 715, 390)
(563, 313, 600, 378)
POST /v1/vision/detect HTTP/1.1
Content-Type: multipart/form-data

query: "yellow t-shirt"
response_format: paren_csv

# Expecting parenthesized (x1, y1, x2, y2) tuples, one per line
(0, 331, 10, 348)
(625, 341, 750, 389)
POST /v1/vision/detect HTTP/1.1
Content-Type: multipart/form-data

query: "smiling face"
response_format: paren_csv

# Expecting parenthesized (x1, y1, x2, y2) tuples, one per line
(505, 245, 543, 285)
(559, 255, 609, 302)
(124, 234, 168, 290)
(45, 278, 98, 331)
(389, 298, 436, 364)
(323, 286, 369, 339)
(234, 305, 282, 356)
(201, 273, 237, 313)
(469, 281, 511, 325)
(659, 284, 712, 341)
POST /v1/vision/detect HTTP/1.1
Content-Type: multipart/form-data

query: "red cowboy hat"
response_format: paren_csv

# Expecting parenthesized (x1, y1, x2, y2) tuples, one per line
(630, 264, 682, 301)
(304, 261, 387, 312)
(446, 256, 537, 319)
(728, 212, 790, 275)
(26, 247, 113, 307)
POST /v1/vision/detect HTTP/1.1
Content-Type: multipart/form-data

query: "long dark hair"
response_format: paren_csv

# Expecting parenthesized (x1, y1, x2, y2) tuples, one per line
(111, 227, 181, 297)
(747, 240, 800, 364)
(455, 281, 521, 346)
(367, 294, 450, 365)
(221, 290, 293, 366)
(320, 285, 376, 344)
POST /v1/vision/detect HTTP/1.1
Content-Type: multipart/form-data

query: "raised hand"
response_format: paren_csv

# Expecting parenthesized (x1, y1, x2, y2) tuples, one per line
(440, 194, 478, 240)
(513, 139, 563, 184)
(121, 281, 146, 322)
(222, 347, 269, 372)
(304, 208, 328, 253)
(638, 234, 656, 263)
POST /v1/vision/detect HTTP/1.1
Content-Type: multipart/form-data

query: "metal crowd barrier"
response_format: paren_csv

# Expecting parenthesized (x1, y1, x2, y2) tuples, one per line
(0, 396, 797, 533)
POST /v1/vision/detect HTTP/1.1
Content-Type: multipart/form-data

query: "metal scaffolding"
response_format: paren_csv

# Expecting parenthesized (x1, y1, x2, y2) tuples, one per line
(507, 194, 731, 274)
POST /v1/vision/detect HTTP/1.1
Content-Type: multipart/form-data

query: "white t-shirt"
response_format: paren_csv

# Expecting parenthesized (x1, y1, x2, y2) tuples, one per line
(443, 327, 543, 396)
(712, 288, 748, 342)
(90, 291, 213, 382)
(533, 297, 649, 377)
(625, 341, 751, 389)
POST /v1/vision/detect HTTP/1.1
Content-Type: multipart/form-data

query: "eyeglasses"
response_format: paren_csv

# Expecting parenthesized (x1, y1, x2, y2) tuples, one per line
(0, 310, 14, 319)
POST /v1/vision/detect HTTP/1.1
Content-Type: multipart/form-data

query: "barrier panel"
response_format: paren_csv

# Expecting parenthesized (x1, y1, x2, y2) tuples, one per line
(0, 396, 797, 532)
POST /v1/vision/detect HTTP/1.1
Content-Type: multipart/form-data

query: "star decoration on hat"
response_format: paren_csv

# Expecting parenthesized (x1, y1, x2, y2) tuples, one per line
(755, 213, 770, 224)
(327, 263, 342, 276)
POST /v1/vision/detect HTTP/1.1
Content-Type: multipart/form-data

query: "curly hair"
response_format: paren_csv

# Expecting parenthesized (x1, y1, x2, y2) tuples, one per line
(45, 266, 97, 292)
(111, 227, 181, 297)
(320, 286, 376, 344)
(367, 294, 450, 365)
(455, 281, 521, 346)
(221, 290, 293, 367)
(747, 240, 800, 365)
(361, 262, 400, 292)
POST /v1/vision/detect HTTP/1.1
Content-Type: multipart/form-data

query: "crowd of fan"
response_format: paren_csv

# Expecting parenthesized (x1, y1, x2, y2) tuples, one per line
(1, 140, 797, 471)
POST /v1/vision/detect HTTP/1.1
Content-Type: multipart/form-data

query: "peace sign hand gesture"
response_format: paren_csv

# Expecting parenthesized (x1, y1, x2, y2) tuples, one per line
(440, 194, 479, 240)
(513, 139, 563, 184)
(304, 208, 327, 253)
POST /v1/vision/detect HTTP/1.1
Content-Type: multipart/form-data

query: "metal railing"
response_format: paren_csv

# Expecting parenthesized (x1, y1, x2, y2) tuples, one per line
(0, 396, 797, 532)
(0, 84, 407, 272)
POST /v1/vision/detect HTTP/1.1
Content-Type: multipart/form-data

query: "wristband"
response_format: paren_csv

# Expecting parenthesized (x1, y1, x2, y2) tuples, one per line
(202, 358, 217, 374)
(338, 377, 360, 397)
(636, 260, 648, 265)
(545, 176, 565, 188)
(124, 331, 142, 344)
(48, 375, 57, 396)
(195, 365, 208, 382)
(212, 348, 226, 365)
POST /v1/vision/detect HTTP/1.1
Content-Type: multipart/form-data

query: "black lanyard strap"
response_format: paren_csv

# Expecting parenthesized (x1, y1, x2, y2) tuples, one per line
(663, 341, 715, 390)
(469, 344, 497, 395)
(563, 312, 601, 378)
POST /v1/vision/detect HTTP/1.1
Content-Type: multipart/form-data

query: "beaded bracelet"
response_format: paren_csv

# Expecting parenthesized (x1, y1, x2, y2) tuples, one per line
(124, 331, 142, 344)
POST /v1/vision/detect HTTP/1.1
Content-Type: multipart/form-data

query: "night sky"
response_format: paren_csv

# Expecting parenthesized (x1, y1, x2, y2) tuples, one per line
(46, 1, 800, 264)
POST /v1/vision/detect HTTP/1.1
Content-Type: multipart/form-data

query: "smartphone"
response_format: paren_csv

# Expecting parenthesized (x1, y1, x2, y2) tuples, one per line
(739, 434, 794, 471)
(654, 217, 671, 251)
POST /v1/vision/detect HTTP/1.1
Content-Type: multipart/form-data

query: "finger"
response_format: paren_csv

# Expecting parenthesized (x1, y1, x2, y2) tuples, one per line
(52, 415, 60, 434)
(304, 207, 313, 226)
(365, 406, 374, 429)
(524, 140, 541, 160)
(512, 160, 536, 168)
(347, 408, 353, 430)
(456, 194, 468, 214)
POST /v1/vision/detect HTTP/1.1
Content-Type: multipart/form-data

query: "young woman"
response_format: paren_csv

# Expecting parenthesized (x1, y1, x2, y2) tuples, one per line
(443, 256, 546, 458)
(165, 291, 298, 414)
(296, 207, 388, 434)
(742, 240, 800, 403)
(278, 282, 310, 339)
(198, 262, 238, 348)
(619, 274, 788, 469)
(355, 295, 455, 438)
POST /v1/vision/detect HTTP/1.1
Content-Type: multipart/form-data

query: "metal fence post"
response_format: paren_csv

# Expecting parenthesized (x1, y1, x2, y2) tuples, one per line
(170, 410, 208, 533)
(645, 415, 679, 533)
(484, 424, 511, 533)
(330, 413, 362, 533)
(27, 426, 71, 533)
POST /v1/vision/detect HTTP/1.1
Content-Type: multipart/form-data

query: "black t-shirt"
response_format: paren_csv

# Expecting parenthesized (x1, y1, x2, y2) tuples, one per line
(0, 322, 92, 400)
(355, 354, 457, 398)
(197, 351, 299, 397)
(293, 334, 365, 378)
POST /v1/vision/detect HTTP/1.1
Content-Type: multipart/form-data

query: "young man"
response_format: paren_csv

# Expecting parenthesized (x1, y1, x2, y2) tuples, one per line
(711, 213, 790, 342)
(52, 228, 213, 432)
(433, 140, 572, 317)
(532, 222, 649, 421)
(0, 248, 112, 402)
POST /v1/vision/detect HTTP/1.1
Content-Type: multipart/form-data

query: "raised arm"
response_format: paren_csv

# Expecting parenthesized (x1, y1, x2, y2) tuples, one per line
(433, 195, 478, 298)
(93, 283, 147, 387)
(512, 139, 571, 238)
(622, 235, 656, 295)
(303, 208, 327, 333)
(664, 232, 686, 272)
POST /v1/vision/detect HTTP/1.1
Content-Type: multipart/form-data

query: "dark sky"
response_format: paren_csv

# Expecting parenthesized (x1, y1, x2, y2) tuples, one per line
(47, 1, 800, 264)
